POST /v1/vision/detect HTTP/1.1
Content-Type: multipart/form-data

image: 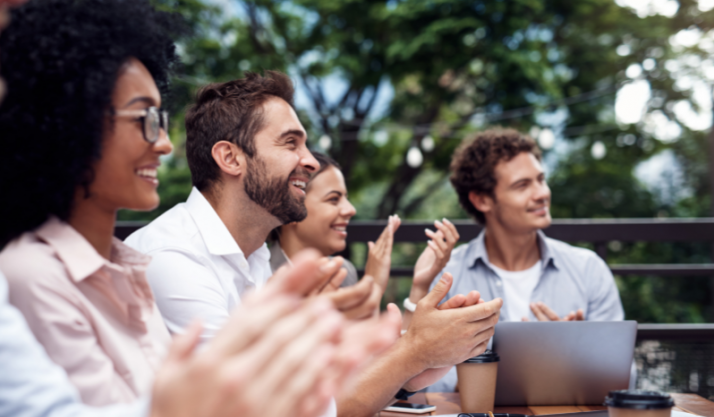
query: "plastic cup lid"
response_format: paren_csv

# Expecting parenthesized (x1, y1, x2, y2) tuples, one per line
(604, 390, 674, 410)
(461, 349, 500, 363)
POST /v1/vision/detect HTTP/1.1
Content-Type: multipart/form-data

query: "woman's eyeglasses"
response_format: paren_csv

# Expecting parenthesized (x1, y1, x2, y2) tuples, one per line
(111, 106, 169, 143)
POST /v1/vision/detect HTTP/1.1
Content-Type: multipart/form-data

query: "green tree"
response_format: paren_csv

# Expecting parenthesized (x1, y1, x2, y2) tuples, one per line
(126, 0, 714, 324)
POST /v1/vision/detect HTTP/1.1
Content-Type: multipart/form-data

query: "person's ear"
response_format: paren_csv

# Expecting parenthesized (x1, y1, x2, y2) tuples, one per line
(468, 191, 494, 215)
(211, 141, 245, 178)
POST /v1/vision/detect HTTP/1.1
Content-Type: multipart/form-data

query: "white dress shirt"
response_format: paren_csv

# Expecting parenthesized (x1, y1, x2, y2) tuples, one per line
(125, 187, 272, 341)
(126, 187, 337, 417)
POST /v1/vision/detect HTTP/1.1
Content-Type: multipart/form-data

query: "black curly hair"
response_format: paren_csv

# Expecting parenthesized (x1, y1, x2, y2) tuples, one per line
(0, 0, 183, 245)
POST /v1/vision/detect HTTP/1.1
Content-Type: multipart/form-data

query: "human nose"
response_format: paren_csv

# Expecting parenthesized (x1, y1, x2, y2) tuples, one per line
(340, 198, 357, 219)
(534, 179, 550, 202)
(152, 128, 173, 156)
(300, 147, 319, 173)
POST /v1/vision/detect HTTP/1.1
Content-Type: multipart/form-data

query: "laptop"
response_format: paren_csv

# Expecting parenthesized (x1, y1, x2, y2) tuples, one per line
(492, 321, 637, 406)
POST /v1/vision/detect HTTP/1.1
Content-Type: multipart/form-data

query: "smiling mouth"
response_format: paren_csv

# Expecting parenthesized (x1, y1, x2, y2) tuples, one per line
(331, 224, 348, 237)
(136, 167, 158, 184)
(528, 206, 549, 214)
(290, 179, 307, 194)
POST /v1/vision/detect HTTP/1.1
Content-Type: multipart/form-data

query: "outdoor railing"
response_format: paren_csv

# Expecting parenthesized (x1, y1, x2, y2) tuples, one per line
(115, 218, 714, 340)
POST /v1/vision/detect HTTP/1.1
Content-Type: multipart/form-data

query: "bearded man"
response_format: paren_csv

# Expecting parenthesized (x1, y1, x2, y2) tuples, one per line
(126, 72, 322, 340)
(127, 71, 503, 417)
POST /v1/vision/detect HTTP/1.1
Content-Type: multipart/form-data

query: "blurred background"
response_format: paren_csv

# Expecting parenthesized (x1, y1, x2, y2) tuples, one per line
(121, 0, 714, 398)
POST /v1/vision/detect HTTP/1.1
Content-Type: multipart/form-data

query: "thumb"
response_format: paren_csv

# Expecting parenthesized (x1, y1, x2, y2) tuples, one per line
(386, 303, 403, 337)
(420, 272, 453, 308)
(368, 241, 375, 250)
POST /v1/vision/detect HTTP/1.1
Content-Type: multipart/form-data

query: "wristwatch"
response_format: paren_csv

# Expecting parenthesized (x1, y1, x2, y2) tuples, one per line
(395, 388, 417, 401)
(402, 297, 417, 313)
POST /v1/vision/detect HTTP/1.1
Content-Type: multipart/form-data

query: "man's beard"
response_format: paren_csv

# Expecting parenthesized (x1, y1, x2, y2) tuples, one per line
(244, 155, 308, 224)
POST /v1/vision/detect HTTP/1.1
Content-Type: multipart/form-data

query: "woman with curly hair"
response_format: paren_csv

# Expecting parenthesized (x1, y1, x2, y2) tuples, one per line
(0, 0, 180, 406)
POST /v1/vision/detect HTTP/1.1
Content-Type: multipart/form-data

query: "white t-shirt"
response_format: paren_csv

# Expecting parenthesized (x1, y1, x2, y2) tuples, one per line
(490, 260, 542, 321)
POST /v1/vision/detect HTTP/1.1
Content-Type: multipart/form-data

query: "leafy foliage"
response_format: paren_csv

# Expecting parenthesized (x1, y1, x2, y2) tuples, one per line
(131, 0, 714, 325)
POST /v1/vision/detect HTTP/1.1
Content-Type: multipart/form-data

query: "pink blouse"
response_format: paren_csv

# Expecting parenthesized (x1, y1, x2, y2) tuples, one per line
(0, 217, 171, 406)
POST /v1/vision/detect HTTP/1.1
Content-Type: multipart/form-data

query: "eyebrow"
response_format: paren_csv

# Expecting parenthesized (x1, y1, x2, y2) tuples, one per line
(278, 129, 306, 140)
(325, 190, 344, 198)
(510, 172, 545, 188)
(123, 96, 157, 108)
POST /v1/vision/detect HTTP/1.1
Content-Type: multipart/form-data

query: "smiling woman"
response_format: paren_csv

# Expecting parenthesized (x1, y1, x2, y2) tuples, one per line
(270, 152, 402, 319)
(0, 0, 183, 406)
(270, 153, 361, 285)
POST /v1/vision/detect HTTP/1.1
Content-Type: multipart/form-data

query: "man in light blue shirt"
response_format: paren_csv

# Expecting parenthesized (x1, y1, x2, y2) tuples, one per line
(434, 229, 623, 322)
(410, 129, 624, 321)
(405, 128, 624, 391)
(409, 128, 623, 322)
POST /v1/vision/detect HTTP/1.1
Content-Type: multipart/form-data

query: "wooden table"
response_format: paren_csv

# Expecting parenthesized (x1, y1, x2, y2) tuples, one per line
(379, 393, 714, 417)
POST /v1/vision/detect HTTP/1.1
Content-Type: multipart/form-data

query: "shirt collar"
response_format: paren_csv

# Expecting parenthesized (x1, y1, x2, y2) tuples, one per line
(35, 217, 151, 283)
(467, 230, 490, 267)
(253, 243, 271, 262)
(185, 187, 244, 257)
(467, 229, 558, 271)
(536, 229, 558, 270)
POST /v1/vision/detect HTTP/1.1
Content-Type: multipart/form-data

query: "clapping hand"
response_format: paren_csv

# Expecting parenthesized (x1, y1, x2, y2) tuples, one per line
(364, 215, 401, 292)
(402, 280, 485, 392)
(150, 250, 400, 417)
(304, 256, 379, 320)
(412, 219, 459, 295)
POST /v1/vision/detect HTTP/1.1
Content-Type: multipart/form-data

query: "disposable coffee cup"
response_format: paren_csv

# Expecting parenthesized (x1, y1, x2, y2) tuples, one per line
(456, 350, 500, 413)
(604, 390, 674, 417)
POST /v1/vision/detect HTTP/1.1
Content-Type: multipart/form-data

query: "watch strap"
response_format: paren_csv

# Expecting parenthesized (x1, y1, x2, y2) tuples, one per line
(395, 388, 417, 401)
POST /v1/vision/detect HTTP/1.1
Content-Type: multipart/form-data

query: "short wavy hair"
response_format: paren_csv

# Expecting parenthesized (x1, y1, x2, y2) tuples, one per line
(185, 71, 295, 192)
(0, 0, 182, 244)
(450, 128, 542, 224)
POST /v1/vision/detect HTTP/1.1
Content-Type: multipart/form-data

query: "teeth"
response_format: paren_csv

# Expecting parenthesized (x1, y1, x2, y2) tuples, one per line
(332, 226, 346, 232)
(136, 168, 157, 178)
(291, 180, 306, 189)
